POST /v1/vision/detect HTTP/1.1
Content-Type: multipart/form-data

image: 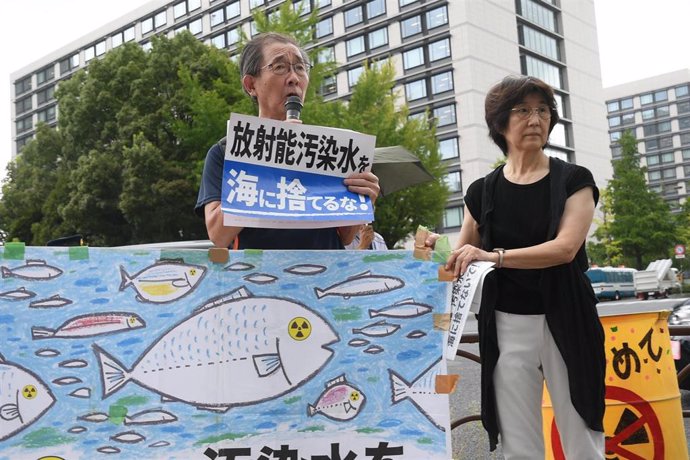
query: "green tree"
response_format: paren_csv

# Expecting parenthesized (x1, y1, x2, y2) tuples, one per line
(587, 189, 623, 266)
(604, 131, 676, 268)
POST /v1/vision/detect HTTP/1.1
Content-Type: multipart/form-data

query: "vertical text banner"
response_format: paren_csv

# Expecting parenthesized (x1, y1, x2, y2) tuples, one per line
(222, 113, 376, 229)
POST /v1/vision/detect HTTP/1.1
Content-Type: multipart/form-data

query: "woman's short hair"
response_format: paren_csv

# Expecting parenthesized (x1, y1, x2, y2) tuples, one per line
(484, 75, 560, 155)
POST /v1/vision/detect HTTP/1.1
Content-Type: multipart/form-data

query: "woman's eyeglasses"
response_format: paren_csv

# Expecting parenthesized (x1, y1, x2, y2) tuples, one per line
(510, 104, 552, 120)
(261, 61, 311, 76)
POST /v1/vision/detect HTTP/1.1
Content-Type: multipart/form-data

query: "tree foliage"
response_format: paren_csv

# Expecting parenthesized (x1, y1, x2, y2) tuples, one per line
(590, 131, 676, 269)
(0, 7, 448, 248)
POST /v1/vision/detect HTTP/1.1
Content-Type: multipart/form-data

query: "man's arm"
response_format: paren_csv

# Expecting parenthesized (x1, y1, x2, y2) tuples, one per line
(204, 201, 243, 248)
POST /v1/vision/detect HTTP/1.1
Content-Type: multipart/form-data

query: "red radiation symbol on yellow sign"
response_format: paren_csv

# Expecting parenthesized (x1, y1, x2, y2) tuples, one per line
(550, 386, 664, 460)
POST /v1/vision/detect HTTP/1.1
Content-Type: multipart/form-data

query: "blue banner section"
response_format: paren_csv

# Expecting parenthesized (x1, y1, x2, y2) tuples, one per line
(221, 160, 374, 221)
(0, 247, 451, 459)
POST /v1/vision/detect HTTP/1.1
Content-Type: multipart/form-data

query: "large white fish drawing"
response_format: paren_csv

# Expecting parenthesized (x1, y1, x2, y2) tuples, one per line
(389, 357, 448, 431)
(0, 354, 56, 441)
(369, 298, 433, 318)
(307, 374, 366, 421)
(119, 259, 207, 303)
(1, 260, 62, 281)
(94, 287, 339, 411)
(314, 271, 404, 299)
(32, 312, 145, 339)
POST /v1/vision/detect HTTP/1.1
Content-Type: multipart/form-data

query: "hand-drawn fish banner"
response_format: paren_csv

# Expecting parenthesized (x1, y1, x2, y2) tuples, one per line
(0, 248, 451, 459)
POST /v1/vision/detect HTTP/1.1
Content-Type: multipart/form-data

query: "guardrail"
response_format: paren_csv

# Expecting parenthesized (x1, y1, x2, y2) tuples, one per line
(450, 324, 690, 431)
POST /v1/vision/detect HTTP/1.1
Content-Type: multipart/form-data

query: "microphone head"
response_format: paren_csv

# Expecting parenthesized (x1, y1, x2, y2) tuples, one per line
(285, 95, 303, 112)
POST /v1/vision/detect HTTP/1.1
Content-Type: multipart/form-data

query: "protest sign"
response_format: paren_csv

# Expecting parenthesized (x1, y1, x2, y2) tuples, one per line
(444, 261, 495, 360)
(222, 113, 376, 229)
(0, 247, 452, 459)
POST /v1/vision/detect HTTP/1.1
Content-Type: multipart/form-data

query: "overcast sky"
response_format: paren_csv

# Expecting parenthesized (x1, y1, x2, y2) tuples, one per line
(2, 0, 690, 180)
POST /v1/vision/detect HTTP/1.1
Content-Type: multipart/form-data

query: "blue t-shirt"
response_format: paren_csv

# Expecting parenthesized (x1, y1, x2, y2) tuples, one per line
(195, 140, 344, 250)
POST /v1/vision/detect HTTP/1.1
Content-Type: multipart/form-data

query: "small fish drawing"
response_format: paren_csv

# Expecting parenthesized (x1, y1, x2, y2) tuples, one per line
(68, 426, 87, 434)
(52, 376, 82, 386)
(119, 260, 206, 304)
(406, 330, 427, 339)
(29, 294, 73, 309)
(124, 409, 177, 426)
(77, 412, 109, 423)
(352, 320, 400, 337)
(283, 264, 327, 276)
(94, 287, 338, 412)
(307, 375, 366, 421)
(0, 287, 36, 301)
(389, 357, 448, 431)
(69, 388, 91, 399)
(149, 440, 170, 447)
(243, 272, 278, 285)
(369, 298, 433, 318)
(1, 260, 63, 281)
(347, 338, 370, 348)
(314, 271, 405, 300)
(97, 446, 120, 454)
(32, 312, 145, 339)
(35, 348, 60, 358)
(0, 353, 56, 441)
(59, 359, 88, 369)
(111, 430, 146, 444)
(363, 345, 384, 355)
(224, 262, 255, 271)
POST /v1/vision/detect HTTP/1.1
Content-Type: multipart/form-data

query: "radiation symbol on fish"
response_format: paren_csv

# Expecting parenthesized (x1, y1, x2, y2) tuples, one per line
(128, 316, 138, 325)
(550, 386, 664, 460)
(350, 391, 361, 402)
(22, 384, 38, 400)
(189, 268, 197, 276)
(289, 317, 312, 341)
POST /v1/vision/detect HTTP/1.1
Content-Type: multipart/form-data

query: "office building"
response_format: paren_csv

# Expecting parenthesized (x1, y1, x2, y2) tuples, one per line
(603, 69, 690, 209)
(10, 0, 612, 240)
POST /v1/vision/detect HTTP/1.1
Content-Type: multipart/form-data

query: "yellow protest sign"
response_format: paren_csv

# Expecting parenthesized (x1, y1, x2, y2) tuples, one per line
(543, 311, 688, 459)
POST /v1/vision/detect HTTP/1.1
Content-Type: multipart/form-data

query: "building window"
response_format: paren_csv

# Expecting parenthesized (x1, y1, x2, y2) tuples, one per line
(429, 38, 450, 62)
(348, 66, 364, 88)
(344, 6, 363, 27)
(621, 113, 635, 125)
(368, 27, 388, 49)
(610, 131, 621, 142)
(320, 75, 337, 96)
(14, 77, 32, 96)
(641, 109, 654, 120)
(405, 79, 427, 101)
(317, 46, 335, 63)
(294, 0, 311, 16)
(431, 71, 453, 94)
(210, 8, 224, 27)
(317, 0, 331, 7)
(37, 105, 57, 123)
(640, 93, 654, 105)
(316, 17, 333, 38)
(142, 17, 154, 34)
(434, 104, 456, 126)
(656, 105, 670, 118)
(367, 0, 386, 19)
(36, 66, 55, 86)
(518, 0, 557, 33)
(524, 55, 561, 89)
(679, 116, 690, 130)
(249, 0, 265, 9)
(173, 1, 187, 18)
(683, 148, 690, 161)
(409, 111, 427, 123)
(443, 206, 463, 228)
(426, 5, 448, 30)
(59, 53, 79, 75)
(662, 167, 676, 179)
(677, 101, 690, 114)
(37, 86, 55, 105)
(661, 152, 675, 164)
(346, 36, 366, 57)
(607, 101, 619, 112)
(189, 18, 203, 35)
(654, 90, 668, 102)
(211, 34, 226, 48)
(659, 136, 673, 149)
(648, 170, 661, 181)
(400, 0, 419, 6)
(155, 11, 167, 28)
(16, 116, 33, 134)
(402, 47, 424, 70)
(227, 1, 241, 19)
(520, 25, 559, 60)
(15, 97, 32, 114)
(112, 26, 135, 47)
(646, 154, 660, 166)
(608, 116, 620, 128)
(439, 137, 459, 160)
(677, 85, 689, 98)
(549, 123, 567, 146)
(400, 15, 422, 38)
(444, 171, 462, 193)
(16, 136, 31, 153)
(189, 0, 201, 11)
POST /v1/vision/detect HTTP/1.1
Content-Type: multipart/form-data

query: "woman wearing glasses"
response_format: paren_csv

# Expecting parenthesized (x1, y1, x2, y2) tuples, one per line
(196, 33, 380, 249)
(430, 75, 605, 458)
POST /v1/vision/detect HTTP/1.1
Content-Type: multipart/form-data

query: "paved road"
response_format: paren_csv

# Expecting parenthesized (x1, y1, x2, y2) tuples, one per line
(448, 302, 690, 459)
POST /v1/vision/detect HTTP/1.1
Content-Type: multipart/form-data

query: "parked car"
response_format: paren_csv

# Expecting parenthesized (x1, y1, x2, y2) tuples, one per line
(669, 297, 690, 391)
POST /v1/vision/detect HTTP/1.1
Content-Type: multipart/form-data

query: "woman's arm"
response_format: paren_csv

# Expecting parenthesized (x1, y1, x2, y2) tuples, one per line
(447, 186, 595, 276)
(204, 201, 243, 248)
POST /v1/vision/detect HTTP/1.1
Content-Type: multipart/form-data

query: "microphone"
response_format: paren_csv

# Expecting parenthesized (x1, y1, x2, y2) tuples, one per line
(285, 96, 303, 121)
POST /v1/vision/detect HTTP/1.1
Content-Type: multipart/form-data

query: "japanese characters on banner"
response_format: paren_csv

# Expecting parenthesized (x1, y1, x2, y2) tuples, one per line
(222, 113, 377, 229)
(445, 261, 495, 360)
(543, 311, 689, 460)
(0, 247, 451, 459)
